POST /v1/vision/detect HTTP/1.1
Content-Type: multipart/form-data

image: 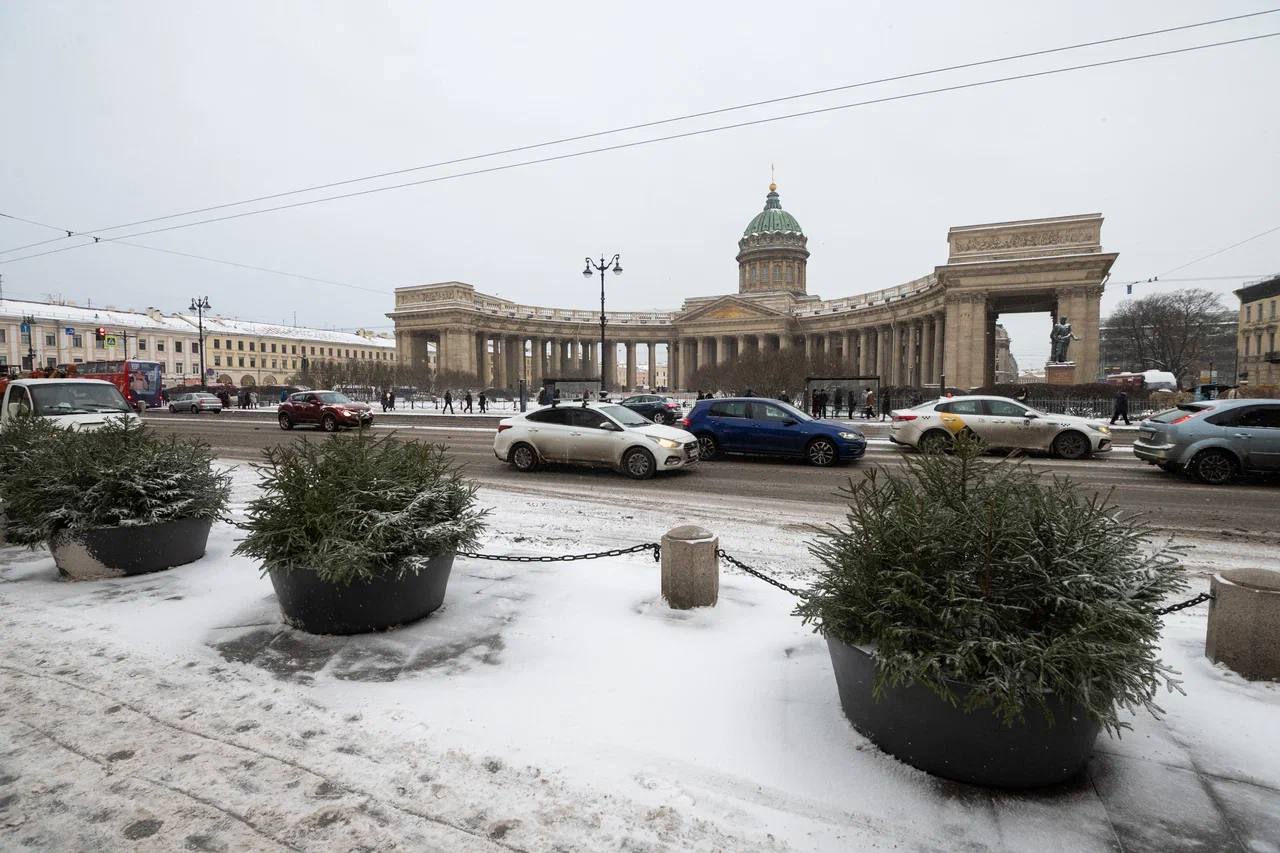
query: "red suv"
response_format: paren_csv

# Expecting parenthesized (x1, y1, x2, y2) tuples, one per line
(278, 391, 374, 432)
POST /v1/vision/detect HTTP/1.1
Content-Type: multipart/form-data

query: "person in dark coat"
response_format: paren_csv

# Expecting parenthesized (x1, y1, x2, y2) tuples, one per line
(879, 388, 893, 422)
(1110, 390, 1131, 425)
(443, 390, 454, 414)
(478, 391, 488, 413)
(387, 389, 395, 410)
(464, 390, 474, 413)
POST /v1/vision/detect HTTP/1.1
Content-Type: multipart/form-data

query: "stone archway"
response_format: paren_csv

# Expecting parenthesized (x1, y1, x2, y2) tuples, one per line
(240, 375, 256, 387)
(216, 374, 233, 385)
(261, 375, 279, 386)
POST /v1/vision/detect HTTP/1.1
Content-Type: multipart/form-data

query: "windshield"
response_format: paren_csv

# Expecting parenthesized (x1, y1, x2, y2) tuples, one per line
(127, 363, 162, 396)
(1149, 404, 1210, 424)
(598, 404, 651, 427)
(314, 392, 352, 404)
(30, 383, 132, 415)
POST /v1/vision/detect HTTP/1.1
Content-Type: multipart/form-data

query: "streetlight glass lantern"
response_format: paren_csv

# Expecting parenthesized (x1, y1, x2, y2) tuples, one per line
(582, 262, 593, 278)
(612, 262, 623, 275)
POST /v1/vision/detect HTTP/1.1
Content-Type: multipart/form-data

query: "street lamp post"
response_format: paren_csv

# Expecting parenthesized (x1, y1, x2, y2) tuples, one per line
(190, 296, 211, 387)
(582, 253, 622, 395)
(21, 314, 36, 371)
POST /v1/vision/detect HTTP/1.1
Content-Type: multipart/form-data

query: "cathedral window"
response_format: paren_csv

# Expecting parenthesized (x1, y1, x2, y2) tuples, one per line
(773, 263, 782, 282)
(785, 265, 794, 283)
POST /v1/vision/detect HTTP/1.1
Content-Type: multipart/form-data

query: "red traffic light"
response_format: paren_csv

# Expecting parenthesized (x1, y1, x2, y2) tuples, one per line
(95, 327, 108, 341)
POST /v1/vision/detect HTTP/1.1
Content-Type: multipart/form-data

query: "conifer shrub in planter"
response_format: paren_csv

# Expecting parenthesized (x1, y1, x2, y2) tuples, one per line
(235, 432, 487, 635)
(797, 436, 1187, 788)
(1, 418, 230, 579)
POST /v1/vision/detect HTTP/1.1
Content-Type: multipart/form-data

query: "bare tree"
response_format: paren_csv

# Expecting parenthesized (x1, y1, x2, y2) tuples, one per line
(1105, 289, 1235, 388)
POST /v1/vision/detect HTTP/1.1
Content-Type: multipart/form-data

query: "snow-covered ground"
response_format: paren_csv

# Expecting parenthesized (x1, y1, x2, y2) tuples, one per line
(1, 464, 1277, 851)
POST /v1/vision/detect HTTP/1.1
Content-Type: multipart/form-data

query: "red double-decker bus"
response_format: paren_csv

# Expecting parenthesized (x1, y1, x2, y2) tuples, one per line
(72, 360, 165, 409)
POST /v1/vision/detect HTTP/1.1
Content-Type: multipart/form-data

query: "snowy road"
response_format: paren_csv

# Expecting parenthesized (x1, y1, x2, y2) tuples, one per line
(142, 412, 1280, 546)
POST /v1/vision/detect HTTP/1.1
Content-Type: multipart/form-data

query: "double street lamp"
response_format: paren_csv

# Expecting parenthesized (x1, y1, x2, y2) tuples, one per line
(189, 296, 211, 386)
(582, 254, 622, 394)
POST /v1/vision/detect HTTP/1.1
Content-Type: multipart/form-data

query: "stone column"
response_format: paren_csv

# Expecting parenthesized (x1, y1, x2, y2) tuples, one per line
(474, 334, 489, 387)
(890, 324, 904, 385)
(878, 325, 892, 382)
(933, 312, 946, 387)
(737, 335, 749, 363)
(698, 337, 711, 374)
(604, 342, 617, 389)
(919, 319, 934, 386)
(511, 336, 525, 388)
(905, 322, 918, 386)
(625, 342, 637, 389)
(778, 333, 791, 351)
(530, 337, 543, 387)
(842, 331, 853, 371)
(858, 329, 871, 375)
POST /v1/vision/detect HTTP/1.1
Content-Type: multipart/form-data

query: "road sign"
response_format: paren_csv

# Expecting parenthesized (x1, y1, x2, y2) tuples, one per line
(104, 335, 118, 348)
(19, 323, 29, 333)
(206, 368, 216, 377)
(65, 327, 75, 336)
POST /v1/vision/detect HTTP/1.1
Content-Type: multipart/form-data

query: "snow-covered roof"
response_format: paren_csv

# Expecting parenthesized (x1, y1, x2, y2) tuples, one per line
(0, 299, 394, 349)
(181, 315, 395, 349)
(0, 299, 191, 332)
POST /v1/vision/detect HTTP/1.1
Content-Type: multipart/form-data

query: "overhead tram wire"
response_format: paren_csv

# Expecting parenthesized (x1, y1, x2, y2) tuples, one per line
(4, 29, 1277, 271)
(0, 213, 390, 296)
(1, 8, 1275, 256)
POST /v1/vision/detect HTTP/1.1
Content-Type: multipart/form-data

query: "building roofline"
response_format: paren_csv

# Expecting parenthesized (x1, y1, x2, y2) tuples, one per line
(947, 213, 1103, 235)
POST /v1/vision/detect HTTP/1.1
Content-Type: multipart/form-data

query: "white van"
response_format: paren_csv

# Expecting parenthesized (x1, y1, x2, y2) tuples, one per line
(0, 378, 140, 431)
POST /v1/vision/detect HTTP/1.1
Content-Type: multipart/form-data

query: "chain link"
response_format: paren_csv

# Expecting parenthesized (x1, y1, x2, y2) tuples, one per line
(458, 542, 661, 563)
(717, 548, 806, 597)
(1153, 592, 1214, 616)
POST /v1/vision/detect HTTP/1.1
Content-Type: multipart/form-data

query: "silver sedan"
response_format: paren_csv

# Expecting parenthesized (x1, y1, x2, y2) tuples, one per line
(890, 395, 1112, 458)
(494, 403, 699, 479)
(167, 392, 224, 414)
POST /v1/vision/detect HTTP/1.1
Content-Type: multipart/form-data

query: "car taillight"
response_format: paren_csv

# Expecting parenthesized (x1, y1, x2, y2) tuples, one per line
(665, 402, 678, 409)
(679, 417, 691, 428)
(497, 424, 512, 432)
(892, 413, 918, 421)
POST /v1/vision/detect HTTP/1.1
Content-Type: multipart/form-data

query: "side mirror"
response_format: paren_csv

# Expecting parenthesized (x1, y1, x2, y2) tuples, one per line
(1023, 412, 1038, 419)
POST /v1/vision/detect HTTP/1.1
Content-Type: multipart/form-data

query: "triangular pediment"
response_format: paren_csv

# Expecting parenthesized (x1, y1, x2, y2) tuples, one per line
(677, 295, 788, 324)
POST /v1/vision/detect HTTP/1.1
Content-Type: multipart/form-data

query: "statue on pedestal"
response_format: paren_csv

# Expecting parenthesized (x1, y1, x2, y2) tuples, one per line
(1049, 316, 1080, 364)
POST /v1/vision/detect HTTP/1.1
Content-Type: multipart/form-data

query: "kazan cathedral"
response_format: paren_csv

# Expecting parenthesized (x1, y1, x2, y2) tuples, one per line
(389, 183, 1112, 390)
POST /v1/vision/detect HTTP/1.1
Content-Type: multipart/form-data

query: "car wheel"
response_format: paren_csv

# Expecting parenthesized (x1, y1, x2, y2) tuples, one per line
(168, 405, 176, 414)
(509, 443, 539, 472)
(1052, 431, 1090, 460)
(622, 447, 656, 480)
(1191, 449, 1237, 485)
(321, 414, 339, 432)
(278, 413, 294, 430)
(697, 434, 720, 460)
(918, 429, 953, 454)
(654, 411, 674, 426)
(806, 438, 837, 467)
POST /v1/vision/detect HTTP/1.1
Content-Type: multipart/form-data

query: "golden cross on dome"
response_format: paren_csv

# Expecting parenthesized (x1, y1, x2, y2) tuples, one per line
(769, 164, 776, 192)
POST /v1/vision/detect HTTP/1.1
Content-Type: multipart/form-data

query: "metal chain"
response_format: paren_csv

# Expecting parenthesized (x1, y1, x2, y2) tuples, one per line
(1153, 592, 1214, 616)
(458, 542, 661, 563)
(716, 548, 806, 597)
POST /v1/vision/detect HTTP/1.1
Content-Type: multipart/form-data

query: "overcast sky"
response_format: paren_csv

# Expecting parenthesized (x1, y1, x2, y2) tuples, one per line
(2, 1, 1278, 367)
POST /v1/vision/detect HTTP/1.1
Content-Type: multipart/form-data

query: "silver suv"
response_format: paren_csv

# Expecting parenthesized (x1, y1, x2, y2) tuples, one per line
(1133, 399, 1280, 484)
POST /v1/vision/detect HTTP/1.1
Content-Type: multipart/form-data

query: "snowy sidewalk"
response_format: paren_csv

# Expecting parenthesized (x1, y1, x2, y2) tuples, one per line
(1, 467, 1278, 851)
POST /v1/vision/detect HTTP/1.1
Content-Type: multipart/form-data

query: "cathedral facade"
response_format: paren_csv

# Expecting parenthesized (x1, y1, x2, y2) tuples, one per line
(389, 185, 1114, 390)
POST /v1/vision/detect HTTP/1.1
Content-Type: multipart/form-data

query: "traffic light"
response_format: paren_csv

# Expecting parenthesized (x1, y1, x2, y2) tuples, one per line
(95, 327, 108, 342)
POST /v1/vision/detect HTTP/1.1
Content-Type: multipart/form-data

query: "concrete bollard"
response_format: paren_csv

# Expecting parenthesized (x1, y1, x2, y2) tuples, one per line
(661, 525, 719, 609)
(1205, 568, 1280, 681)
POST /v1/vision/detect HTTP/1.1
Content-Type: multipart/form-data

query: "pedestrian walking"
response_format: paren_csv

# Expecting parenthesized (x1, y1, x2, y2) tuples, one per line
(464, 390, 474, 413)
(863, 387, 875, 419)
(1110, 390, 1131, 426)
(443, 390, 454, 414)
(388, 389, 396, 410)
(879, 389, 893, 422)
(479, 391, 488, 413)
(816, 389, 829, 419)
(280, 388, 288, 404)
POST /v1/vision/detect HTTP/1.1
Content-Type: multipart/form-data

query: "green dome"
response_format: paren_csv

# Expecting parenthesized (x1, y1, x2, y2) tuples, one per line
(743, 185, 803, 237)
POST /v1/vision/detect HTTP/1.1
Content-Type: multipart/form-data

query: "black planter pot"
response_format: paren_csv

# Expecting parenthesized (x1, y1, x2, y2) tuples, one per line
(268, 552, 455, 635)
(826, 638, 1101, 788)
(50, 518, 214, 580)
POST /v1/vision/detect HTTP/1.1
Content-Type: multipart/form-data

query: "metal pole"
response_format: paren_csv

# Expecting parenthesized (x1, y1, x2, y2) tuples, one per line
(599, 259, 607, 395)
(22, 314, 36, 370)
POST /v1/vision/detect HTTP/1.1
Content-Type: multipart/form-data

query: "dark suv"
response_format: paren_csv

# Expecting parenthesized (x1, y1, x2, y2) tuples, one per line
(1133, 399, 1280, 484)
(681, 397, 865, 466)
(278, 390, 373, 432)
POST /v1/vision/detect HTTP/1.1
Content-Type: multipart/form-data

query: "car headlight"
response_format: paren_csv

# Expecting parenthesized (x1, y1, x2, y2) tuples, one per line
(655, 437, 681, 449)
(1095, 425, 1111, 434)
(837, 431, 862, 441)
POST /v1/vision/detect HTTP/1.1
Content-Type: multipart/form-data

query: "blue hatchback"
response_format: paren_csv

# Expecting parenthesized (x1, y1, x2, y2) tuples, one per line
(681, 397, 866, 466)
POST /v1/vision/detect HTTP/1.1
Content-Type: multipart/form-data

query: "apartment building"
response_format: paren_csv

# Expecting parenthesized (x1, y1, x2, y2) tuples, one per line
(1236, 275, 1280, 387)
(1, 299, 394, 386)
